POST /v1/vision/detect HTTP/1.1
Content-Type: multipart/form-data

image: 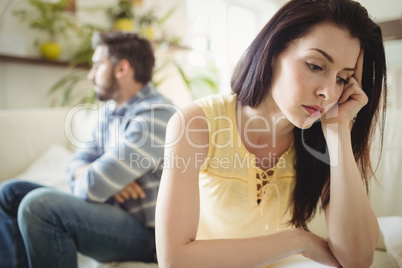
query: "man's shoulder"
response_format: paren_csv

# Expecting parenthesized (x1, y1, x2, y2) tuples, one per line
(129, 88, 175, 115)
(144, 91, 173, 106)
(143, 86, 173, 104)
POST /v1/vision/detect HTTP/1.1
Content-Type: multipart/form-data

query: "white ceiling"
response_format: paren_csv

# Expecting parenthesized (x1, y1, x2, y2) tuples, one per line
(355, 0, 402, 22)
(267, 0, 402, 22)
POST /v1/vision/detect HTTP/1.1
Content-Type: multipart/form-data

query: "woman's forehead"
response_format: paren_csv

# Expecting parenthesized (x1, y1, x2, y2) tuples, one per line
(289, 23, 361, 66)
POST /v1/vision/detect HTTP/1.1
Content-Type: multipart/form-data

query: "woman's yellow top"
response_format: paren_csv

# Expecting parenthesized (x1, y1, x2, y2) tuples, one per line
(195, 94, 296, 240)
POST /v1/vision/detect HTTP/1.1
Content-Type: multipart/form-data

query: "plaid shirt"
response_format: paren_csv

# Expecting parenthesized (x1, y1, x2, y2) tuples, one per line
(66, 83, 175, 227)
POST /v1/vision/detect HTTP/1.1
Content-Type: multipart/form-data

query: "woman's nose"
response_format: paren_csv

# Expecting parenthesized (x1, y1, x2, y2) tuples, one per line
(316, 79, 337, 100)
(318, 92, 327, 99)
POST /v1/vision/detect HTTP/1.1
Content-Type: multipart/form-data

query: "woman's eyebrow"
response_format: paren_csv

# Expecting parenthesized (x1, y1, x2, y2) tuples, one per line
(308, 48, 355, 72)
(309, 48, 334, 63)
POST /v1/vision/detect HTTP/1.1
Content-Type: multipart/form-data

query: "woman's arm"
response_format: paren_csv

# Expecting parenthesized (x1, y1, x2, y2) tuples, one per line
(156, 104, 340, 267)
(323, 50, 379, 268)
(324, 126, 379, 268)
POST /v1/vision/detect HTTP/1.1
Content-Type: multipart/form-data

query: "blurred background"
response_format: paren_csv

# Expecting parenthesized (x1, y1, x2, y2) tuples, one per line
(0, 0, 401, 110)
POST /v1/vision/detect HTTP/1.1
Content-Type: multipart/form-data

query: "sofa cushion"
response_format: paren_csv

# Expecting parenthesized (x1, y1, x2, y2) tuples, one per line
(378, 216, 402, 267)
(15, 143, 72, 192)
(269, 250, 391, 267)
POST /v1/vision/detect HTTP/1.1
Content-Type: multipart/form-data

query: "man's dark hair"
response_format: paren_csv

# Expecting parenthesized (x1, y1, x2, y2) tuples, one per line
(92, 31, 155, 84)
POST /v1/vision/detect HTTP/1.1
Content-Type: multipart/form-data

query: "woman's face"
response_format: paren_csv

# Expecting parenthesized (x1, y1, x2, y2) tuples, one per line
(269, 22, 361, 129)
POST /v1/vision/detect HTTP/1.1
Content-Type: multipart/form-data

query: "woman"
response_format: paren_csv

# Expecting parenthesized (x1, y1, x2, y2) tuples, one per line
(156, 0, 387, 267)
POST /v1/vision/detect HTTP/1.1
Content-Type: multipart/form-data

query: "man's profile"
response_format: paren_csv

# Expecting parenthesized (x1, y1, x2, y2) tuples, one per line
(0, 31, 175, 267)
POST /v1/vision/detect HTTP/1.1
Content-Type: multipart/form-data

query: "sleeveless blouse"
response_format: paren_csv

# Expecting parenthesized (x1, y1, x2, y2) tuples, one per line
(195, 94, 296, 240)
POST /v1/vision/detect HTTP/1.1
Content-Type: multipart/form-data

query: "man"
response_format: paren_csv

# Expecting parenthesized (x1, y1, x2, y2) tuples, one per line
(0, 32, 175, 267)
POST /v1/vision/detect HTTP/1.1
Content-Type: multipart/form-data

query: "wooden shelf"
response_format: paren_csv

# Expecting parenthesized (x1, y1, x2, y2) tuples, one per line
(0, 54, 89, 69)
(378, 19, 402, 41)
(0, 41, 187, 68)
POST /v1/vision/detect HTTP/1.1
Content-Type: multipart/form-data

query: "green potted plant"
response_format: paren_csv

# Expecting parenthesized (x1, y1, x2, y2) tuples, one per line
(107, 0, 135, 32)
(13, 0, 77, 60)
(138, 10, 157, 39)
(48, 24, 106, 106)
(47, 4, 218, 106)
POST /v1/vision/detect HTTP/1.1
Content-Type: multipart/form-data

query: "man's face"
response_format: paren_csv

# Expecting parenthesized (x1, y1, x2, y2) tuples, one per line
(87, 45, 119, 101)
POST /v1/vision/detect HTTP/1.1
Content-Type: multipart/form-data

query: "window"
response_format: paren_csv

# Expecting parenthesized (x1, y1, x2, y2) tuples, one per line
(186, 0, 280, 93)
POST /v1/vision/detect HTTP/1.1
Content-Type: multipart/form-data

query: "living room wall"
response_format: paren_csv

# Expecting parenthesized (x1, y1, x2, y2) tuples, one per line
(0, 0, 190, 110)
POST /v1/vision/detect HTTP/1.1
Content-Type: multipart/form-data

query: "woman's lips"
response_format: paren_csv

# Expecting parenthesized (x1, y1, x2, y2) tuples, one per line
(303, 105, 324, 117)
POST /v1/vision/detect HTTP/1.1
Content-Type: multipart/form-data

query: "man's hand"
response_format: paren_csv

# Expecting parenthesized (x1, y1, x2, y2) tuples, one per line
(114, 181, 146, 203)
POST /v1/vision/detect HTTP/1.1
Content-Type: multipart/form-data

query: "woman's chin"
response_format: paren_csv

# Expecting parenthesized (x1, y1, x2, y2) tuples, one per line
(296, 116, 321, 129)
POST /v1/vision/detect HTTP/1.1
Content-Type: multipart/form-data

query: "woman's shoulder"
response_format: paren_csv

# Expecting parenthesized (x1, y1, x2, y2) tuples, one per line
(194, 93, 237, 118)
(195, 93, 236, 107)
(167, 93, 237, 135)
(167, 102, 208, 133)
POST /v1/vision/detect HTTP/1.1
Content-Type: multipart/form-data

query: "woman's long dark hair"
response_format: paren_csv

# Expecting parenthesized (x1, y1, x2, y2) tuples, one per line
(231, 0, 387, 230)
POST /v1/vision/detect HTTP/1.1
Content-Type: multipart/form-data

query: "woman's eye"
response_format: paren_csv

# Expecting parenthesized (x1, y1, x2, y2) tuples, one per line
(336, 77, 348, 85)
(306, 62, 323, 71)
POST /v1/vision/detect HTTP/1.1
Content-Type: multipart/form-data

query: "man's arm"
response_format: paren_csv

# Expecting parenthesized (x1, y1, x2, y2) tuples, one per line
(72, 161, 146, 202)
(73, 163, 91, 180)
(66, 145, 101, 190)
(71, 108, 171, 202)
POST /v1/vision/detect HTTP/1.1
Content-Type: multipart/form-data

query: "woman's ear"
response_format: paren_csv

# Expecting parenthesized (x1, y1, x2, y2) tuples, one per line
(114, 59, 132, 78)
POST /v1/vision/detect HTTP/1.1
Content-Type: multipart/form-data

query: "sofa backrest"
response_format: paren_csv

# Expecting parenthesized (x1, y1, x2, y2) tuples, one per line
(370, 109, 402, 217)
(0, 106, 97, 182)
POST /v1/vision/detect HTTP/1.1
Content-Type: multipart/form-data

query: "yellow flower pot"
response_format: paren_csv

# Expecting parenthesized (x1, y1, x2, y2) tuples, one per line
(113, 18, 134, 32)
(144, 25, 154, 39)
(40, 42, 61, 60)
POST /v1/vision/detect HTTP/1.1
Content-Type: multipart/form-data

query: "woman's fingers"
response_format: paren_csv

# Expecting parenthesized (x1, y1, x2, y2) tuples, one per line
(339, 77, 368, 106)
(338, 79, 363, 105)
(338, 49, 365, 106)
(328, 49, 367, 128)
(353, 48, 364, 86)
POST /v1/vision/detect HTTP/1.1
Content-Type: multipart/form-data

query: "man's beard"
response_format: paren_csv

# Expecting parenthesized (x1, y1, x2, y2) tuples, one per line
(94, 72, 119, 101)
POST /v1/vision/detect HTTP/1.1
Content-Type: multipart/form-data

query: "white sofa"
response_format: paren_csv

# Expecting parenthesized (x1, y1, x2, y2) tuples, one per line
(0, 106, 401, 268)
